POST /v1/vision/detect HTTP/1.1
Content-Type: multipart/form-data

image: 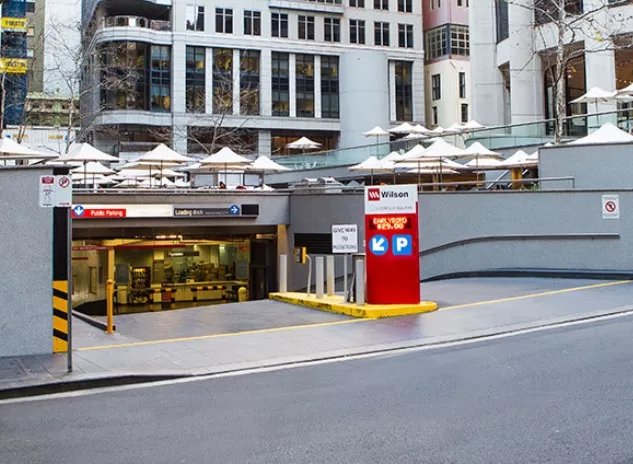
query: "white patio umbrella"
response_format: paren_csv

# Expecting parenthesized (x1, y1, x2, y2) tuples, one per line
(570, 87, 616, 114)
(498, 150, 536, 169)
(362, 125, 390, 141)
(114, 178, 144, 188)
(199, 147, 253, 186)
(403, 138, 465, 185)
(71, 173, 113, 186)
(174, 179, 191, 188)
(58, 143, 120, 182)
(404, 161, 460, 188)
(463, 158, 506, 170)
(0, 137, 55, 161)
(403, 132, 428, 140)
(348, 155, 394, 184)
(384, 151, 404, 162)
(139, 177, 176, 188)
(428, 126, 446, 136)
(71, 161, 115, 187)
(462, 120, 486, 131)
(389, 122, 414, 134)
(446, 123, 465, 133)
(568, 122, 633, 145)
(286, 137, 322, 151)
(460, 142, 504, 172)
(133, 143, 194, 180)
(402, 144, 428, 160)
(249, 155, 291, 173)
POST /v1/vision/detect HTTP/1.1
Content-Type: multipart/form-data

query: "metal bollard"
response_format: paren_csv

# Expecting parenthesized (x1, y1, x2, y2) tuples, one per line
(279, 254, 288, 293)
(355, 258, 365, 306)
(238, 286, 248, 302)
(315, 256, 324, 298)
(106, 279, 115, 334)
(326, 255, 335, 296)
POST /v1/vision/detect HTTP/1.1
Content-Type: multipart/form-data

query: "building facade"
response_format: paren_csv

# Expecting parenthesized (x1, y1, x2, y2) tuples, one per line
(1, 0, 29, 126)
(470, 0, 633, 135)
(423, 0, 470, 128)
(81, 0, 425, 157)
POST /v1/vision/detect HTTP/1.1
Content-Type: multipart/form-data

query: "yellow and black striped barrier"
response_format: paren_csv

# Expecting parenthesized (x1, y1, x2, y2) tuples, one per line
(52, 280, 69, 352)
(191, 285, 226, 302)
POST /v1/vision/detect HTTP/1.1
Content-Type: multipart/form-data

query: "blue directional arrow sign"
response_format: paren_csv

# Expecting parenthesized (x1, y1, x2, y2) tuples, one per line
(73, 205, 85, 217)
(229, 204, 240, 216)
(369, 235, 388, 256)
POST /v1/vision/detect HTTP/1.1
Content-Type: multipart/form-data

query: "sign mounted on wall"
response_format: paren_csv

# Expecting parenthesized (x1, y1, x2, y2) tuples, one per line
(364, 185, 420, 305)
(39, 175, 73, 208)
(331, 224, 358, 254)
(602, 194, 620, 220)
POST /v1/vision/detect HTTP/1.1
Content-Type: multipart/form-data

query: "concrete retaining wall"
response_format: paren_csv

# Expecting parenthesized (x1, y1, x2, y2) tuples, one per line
(0, 167, 53, 357)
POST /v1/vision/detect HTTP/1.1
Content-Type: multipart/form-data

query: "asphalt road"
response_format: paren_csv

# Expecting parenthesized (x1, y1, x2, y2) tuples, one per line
(3, 315, 633, 464)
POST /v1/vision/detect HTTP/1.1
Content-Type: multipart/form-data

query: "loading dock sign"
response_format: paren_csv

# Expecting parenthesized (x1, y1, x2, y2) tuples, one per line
(602, 194, 620, 220)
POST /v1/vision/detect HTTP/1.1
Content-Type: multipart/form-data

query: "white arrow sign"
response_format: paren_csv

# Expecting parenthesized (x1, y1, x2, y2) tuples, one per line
(370, 236, 387, 254)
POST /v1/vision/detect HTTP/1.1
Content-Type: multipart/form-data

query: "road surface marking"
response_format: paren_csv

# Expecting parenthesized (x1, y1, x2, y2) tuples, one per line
(439, 280, 632, 311)
(77, 318, 370, 351)
(4, 309, 633, 406)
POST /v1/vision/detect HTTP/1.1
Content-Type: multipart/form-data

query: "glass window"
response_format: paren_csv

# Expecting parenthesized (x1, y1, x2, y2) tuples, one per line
(186, 46, 205, 113)
(213, 48, 233, 114)
(350, 19, 366, 44)
(431, 73, 441, 100)
(432, 106, 438, 125)
(394, 61, 412, 121)
(272, 12, 288, 38)
(321, 56, 339, 119)
(324, 18, 340, 42)
(374, 0, 389, 9)
(186, 5, 205, 31)
(374, 22, 389, 46)
(298, 15, 315, 40)
(461, 103, 469, 123)
(425, 26, 448, 60)
(398, 0, 412, 12)
(240, 50, 260, 115)
(244, 11, 261, 36)
(271, 52, 289, 116)
(495, 0, 509, 43)
(350, 0, 365, 6)
(296, 54, 314, 117)
(398, 24, 413, 48)
(450, 25, 469, 56)
(459, 71, 466, 98)
(151, 45, 171, 112)
(215, 8, 233, 34)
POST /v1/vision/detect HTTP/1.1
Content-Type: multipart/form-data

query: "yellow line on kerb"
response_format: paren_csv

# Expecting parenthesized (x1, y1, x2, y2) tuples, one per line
(77, 318, 370, 351)
(439, 280, 633, 311)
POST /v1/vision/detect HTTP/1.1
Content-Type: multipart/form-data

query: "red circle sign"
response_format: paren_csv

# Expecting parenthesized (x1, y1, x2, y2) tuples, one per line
(58, 176, 70, 188)
(605, 201, 617, 213)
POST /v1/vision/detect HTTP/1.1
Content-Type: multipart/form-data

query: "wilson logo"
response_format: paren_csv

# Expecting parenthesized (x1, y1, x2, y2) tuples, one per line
(367, 188, 381, 201)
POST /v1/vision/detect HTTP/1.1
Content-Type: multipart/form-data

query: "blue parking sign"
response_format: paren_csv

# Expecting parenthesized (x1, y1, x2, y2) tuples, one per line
(392, 235, 412, 256)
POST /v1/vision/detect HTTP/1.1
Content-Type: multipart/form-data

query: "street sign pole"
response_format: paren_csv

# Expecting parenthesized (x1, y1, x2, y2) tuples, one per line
(52, 167, 72, 372)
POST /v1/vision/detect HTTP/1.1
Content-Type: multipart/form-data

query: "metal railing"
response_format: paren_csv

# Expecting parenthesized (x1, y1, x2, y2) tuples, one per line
(416, 176, 576, 191)
(103, 16, 171, 31)
(271, 108, 633, 171)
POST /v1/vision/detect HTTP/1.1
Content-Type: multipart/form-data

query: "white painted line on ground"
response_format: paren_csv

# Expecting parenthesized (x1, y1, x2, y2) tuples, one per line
(3, 309, 633, 406)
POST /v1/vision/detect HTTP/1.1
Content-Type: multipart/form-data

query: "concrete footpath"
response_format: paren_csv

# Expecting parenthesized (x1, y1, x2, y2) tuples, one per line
(2, 277, 633, 395)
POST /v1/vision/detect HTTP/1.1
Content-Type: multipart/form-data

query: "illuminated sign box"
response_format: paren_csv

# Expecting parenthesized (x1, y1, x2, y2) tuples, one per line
(1, 17, 27, 31)
(0, 58, 28, 74)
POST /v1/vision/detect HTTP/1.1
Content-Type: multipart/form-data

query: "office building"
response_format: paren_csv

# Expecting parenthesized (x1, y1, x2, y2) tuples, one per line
(80, 0, 425, 156)
(423, 0, 470, 128)
(470, 0, 633, 133)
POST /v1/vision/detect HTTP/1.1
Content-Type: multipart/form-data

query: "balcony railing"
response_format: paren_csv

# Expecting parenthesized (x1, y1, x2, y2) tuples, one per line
(103, 16, 171, 32)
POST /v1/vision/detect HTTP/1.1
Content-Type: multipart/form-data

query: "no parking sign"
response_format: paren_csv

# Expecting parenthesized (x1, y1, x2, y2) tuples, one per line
(602, 194, 620, 220)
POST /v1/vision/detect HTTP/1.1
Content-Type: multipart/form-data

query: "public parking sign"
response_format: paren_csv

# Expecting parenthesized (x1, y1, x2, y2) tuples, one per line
(332, 224, 358, 254)
(364, 185, 420, 305)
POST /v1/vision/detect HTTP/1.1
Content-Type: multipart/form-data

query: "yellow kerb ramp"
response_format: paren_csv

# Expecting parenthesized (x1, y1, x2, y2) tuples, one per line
(269, 292, 438, 319)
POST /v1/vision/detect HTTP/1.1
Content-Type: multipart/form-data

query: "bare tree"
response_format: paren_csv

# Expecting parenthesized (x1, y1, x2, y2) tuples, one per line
(508, 0, 632, 143)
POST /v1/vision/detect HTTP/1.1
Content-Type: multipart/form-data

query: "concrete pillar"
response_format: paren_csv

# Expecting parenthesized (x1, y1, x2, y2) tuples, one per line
(412, 58, 425, 124)
(260, 48, 272, 116)
(171, 41, 187, 116)
(508, 1, 544, 132)
(233, 49, 241, 116)
(315, 256, 324, 298)
(388, 60, 397, 122)
(326, 255, 334, 296)
(585, 40, 616, 130)
(205, 47, 214, 114)
(314, 55, 322, 118)
(289, 53, 297, 118)
(258, 130, 272, 156)
(469, 0, 506, 127)
(279, 254, 288, 293)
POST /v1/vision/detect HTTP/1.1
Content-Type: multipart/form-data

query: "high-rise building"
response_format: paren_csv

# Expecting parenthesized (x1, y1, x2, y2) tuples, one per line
(80, 0, 425, 156)
(470, 0, 633, 134)
(422, 0, 470, 128)
(1, 0, 29, 126)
